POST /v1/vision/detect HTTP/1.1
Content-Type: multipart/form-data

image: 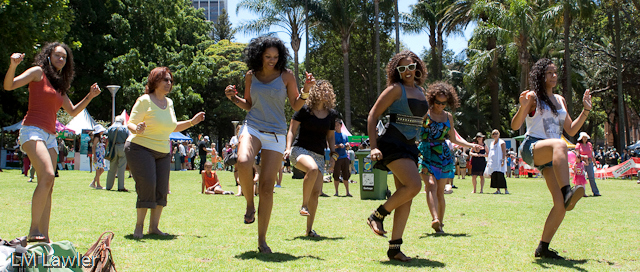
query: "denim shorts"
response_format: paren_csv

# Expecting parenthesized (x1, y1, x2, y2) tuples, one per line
(290, 146, 325, 175)
(19, 125, 58, 154)
(519, 136, 552, 171)
(240, 124, 286, 153)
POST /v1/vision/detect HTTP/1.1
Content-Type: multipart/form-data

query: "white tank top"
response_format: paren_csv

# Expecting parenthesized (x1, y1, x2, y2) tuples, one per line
(525, 94, 567, 139)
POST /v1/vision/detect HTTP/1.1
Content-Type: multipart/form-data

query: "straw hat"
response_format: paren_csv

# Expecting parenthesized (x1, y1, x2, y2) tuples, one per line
(577, 132, 590, 142)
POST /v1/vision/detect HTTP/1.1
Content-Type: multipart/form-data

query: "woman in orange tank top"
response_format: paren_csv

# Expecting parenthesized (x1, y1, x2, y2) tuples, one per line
(3, 42, 102, 243)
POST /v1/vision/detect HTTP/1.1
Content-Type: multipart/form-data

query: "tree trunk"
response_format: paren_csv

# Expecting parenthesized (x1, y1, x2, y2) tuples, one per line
(291, 34, 301, 86)
(342, 36, 352, 130)
(395, 0, 400, 53)
(614, 5, 626, 149)
(436, 28, 444, 80)
(563, 4, 573, 115)
(305, 0, 309, 60)
(488, 36, 500, 130)
(375, 0, 381, 95)
(429, 27, 437, 80)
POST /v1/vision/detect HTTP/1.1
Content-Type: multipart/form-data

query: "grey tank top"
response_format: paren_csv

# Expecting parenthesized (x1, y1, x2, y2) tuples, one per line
(244, 73, 288, 134)
(387, 84, 428, 140)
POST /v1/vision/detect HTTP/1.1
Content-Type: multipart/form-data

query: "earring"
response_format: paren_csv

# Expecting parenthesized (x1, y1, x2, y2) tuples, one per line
(415, 70, 422, 78)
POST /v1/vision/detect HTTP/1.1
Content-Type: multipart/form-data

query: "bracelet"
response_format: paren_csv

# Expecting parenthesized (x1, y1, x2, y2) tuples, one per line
(584, 109, 590, 112)
(189, 120, 194, 126)
(300, 92, 309, 100)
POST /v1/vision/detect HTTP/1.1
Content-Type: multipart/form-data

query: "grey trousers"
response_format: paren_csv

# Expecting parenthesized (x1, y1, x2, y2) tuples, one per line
(584, 162, 600, 195)
(106, 144, 127, 190)
(124, 142, 170, 209)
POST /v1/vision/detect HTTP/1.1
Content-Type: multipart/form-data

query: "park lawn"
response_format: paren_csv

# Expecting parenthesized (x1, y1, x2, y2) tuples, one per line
(1, 169, 639, 271)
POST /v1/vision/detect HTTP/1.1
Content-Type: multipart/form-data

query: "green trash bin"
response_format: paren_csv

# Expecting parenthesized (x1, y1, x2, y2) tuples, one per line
(355, 150, 388, 200)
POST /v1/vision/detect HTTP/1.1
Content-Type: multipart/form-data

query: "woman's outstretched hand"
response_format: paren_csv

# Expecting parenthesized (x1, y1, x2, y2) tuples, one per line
(583, 89, 592, 111)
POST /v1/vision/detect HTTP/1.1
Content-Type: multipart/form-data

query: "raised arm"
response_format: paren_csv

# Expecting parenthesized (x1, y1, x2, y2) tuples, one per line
(61, 83, 102, 117)
(563, 90, 592, 136)
(284, 70, 311, 111)
(4, 53, 43, 91)
(225, 71, 253, 111)
(175, 111, 205, 132)
(511, 90, 536, 131)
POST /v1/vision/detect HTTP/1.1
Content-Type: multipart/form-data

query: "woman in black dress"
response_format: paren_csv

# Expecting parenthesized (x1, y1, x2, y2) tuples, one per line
(470, 132, 488, 193)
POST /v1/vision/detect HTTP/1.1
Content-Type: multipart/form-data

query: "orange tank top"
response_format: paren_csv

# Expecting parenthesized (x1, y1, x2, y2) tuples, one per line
(203, 171, 219, 188)
(22, 75, 63, 135)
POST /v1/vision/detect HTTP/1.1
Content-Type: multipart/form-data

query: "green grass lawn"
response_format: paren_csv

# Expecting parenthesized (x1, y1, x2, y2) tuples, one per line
(1, 168, 639, 271)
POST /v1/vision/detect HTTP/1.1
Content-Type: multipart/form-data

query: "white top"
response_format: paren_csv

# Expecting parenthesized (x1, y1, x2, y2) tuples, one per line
(230, 136, 239, 146)
(525, 94, 567, 139)
(486, 139, 507, 173)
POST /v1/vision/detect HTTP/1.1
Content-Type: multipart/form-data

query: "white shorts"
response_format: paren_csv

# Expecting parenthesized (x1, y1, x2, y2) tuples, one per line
(240, 125, 286, 153)
(19, 125, 58, 154)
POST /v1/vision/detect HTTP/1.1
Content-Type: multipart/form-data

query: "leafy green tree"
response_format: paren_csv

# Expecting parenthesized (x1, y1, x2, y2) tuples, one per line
(212, 9, 236, 42)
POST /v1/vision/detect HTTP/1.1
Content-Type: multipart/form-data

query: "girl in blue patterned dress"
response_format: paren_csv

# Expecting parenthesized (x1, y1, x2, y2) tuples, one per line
(418, 82, 483, 234)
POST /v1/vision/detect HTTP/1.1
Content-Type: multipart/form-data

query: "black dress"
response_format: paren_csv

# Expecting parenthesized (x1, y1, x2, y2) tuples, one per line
(470, 144, 487, 176)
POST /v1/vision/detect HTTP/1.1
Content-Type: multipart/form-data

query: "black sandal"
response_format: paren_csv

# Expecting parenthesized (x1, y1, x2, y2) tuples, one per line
(307, 230, 320, 237)
(258, 245, 272, 254)
(367, 210, 387, 237)
(244, 209, 256, 224)
(387, 239, 411, 262)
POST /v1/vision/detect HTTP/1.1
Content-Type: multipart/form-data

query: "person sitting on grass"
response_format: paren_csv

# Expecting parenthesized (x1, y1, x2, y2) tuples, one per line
(202, 161, 233, 195)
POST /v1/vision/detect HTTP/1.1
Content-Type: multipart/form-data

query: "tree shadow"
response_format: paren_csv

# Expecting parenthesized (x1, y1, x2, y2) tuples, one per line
(533, 258, 589, 271)
(379, 257, 445, 268)
(289, 235, 345, 241)
(419, 232, 469, 238)
(235, 251, 323, 262)
(123, 233, 178, 241)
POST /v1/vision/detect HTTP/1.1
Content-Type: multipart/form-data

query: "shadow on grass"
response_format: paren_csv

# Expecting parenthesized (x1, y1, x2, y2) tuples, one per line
(289, 235, 345, 241)
(419, 232, 469, 238)
(533, 258, 588, 271)
(380, 257, 445, 268)
(123, 234, 178, 241)
(235, 251, 323, 262)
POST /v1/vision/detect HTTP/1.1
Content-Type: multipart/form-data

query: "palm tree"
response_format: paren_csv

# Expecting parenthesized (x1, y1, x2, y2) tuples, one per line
(541, 0, 596, 114)
(236, 0, 308, 84)
(375, 0, 381, 95)
(315, 0, 360, 129)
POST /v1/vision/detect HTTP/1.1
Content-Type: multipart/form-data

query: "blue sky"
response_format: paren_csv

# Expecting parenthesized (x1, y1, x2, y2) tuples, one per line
(226, 0, 475, 60)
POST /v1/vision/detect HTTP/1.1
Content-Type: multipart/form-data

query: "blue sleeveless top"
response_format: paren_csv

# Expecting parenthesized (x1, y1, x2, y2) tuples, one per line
(387, 84, 428, 140)
(244, 73, 288, 134)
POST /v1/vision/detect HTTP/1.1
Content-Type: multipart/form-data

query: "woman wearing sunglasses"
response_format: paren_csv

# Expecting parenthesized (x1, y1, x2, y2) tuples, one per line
(365, 51, 428, 262)
(419, 82, 483, 234)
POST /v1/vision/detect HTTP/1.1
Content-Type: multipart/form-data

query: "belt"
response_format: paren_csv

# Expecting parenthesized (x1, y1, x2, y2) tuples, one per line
(259, 130, 279, 143)
(389, 113, 423, 127)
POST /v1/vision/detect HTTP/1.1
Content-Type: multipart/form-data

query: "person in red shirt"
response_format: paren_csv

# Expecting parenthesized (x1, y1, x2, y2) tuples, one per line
(201, 161, 233, 195)
(4, 42, 101, 243)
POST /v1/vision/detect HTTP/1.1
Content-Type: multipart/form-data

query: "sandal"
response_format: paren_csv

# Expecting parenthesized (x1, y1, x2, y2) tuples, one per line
(432, 219, 444, 233)
(27, 234, 47, 243)
(244, 209, 256, 224)
(367, 210, 387, 237)
(389, 251, 412, 262)
(307, 230, 320, 237)
(387, 238, 411, 262)
(300, 207, 310, 216)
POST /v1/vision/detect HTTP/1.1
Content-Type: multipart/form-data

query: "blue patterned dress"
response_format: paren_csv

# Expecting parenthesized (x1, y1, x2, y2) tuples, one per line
(418, 114, 455, 179)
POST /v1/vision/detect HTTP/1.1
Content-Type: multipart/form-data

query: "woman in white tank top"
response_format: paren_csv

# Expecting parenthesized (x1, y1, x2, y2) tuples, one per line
(511, 58, 593, 260)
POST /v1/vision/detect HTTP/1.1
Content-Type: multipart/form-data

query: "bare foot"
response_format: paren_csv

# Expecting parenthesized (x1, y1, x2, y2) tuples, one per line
(258, 243, 272, 254)
(390, 251, 412, 262)
(133, 224, 144, 239)
(148, 227, 168, 236)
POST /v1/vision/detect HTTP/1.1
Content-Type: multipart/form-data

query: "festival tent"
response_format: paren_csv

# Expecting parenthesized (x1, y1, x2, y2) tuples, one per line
(66, 109, 97, 134)
(594, 157, 640, 178)
(170, 132, 192, 141)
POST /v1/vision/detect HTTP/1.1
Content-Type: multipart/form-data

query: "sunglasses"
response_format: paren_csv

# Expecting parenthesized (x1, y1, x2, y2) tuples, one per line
(434, 100, 447, 106)
(396, 63, 417, 73)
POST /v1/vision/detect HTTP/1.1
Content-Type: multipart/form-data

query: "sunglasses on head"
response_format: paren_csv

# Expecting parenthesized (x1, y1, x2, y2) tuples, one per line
(396, 63, 417, 73)
(434, 100, 447, 106)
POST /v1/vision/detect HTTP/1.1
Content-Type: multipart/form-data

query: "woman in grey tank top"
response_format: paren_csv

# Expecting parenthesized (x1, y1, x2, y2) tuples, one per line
(511, 58, 592, 260)
(224, 36, 308, 254)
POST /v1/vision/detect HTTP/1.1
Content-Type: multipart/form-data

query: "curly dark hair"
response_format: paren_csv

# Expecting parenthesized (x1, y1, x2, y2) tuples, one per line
(385, 50, 427, 87)
(426, 81, 460, 110)
(33, 42, 74, 94)
(243, 36, 290, 73)
(145, 67, 173, 94)
(529, 58, 558, 116)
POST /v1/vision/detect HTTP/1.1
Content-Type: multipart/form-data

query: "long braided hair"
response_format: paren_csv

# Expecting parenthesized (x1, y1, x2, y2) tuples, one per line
(529, 58, 558, 116)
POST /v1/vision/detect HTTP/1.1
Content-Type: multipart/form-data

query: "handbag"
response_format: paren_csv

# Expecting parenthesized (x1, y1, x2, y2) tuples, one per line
(104, 129, 118, 162)
(82, 232, 117, 272)
(224, 149, 238, 166)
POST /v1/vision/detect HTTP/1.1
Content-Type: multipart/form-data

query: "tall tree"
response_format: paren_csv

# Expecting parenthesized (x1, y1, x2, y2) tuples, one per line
(315, 0, 361, 129)
(236, 0, 308, 85)
(212, 9, 237, 42)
